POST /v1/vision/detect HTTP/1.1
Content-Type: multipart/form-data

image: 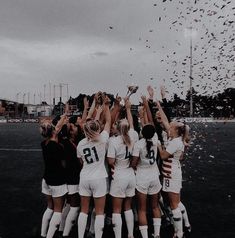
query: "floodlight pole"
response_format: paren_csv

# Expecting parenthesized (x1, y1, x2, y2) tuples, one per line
(189, 27, 193, 118)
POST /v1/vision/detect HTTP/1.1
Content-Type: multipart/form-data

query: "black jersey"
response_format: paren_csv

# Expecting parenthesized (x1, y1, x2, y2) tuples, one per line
(41, 140, 66, 186)
(61, 138, 81, 185)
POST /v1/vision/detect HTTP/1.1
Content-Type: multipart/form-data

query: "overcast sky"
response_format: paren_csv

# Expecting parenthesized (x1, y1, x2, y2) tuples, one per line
(0, 0, 234, 104)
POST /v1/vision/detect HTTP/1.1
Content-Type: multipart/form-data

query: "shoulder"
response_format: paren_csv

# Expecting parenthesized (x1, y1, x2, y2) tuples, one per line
(100, 130, 109, 142)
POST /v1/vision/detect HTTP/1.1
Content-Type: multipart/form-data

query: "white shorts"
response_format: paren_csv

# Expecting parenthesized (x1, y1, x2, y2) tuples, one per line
(79, 178, 108, 198)
(162, 178, 182, 194)
(42, 179, 68, 198)
(110, 175, 136, 198)
(136, 177, 162, 195)
(67, 184, 79, 195)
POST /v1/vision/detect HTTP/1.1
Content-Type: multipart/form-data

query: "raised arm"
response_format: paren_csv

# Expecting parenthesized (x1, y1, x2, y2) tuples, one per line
(103, 98, 111, 134)
(111, 95, 122, 126)
(142, 95, 154, 125)
(125, 98, 134, 129)
(156, 100, 170, 132)
(87, 93, 98, 120)
(81, 96, 89, 123)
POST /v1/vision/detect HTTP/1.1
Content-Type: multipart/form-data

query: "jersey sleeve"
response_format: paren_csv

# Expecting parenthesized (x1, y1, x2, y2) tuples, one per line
(107, 138, 116, 158)
(166, 139, 179, 156)
(77, 144, 82, 158)
(132, 141, 140, 157)
(129, 128, 139, 143)
(100, 130, 109, 143)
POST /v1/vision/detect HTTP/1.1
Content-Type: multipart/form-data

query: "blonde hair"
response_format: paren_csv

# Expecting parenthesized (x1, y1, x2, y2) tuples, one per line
(83, 119, 101, 140)
(117, 119, 131, 148)
(40, 121, 55, 138)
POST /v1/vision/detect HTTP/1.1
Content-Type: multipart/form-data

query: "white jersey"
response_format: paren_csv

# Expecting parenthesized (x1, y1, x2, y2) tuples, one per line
(162, 130, 169, 147)
(162, 136, 184, 180)
(77, 130, 109, 181)
(132, 133, 160, 181)
(107, 128, 138, 178)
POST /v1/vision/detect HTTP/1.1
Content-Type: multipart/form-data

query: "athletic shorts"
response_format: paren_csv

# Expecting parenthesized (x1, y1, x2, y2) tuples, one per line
(67, 184, 79, 195)
(136, 177, 162, 195)
(110, 174, 136, 198)
(42, 179, 68, 198)
(162, 177, 182, 194)
(79, 178, 108, 198)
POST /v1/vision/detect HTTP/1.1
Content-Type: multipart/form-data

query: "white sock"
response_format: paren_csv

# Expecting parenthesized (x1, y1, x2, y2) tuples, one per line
(139, 225, 148, 238)
(153, 218, 161, 237)
(63, 206, 79, 236)
(95, 215, 105, 238)
(41, 208, 53, 237)
(46, 212, 62, 238)
(172, 207, 183, 238)
(178, 202, 190, 227)
(59, 203, 70, 231)
(78, 212, 88, 238)
(124, 210, 134, 237)
(112, 213, 122, 238)
(89, 208, 96, 234)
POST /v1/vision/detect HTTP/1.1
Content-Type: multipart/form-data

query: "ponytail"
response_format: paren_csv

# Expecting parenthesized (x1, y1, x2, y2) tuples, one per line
(146, 139, 153, 158)
(141, 124, 155, 157)
(177, 123, 190, 146)
(117, 119, 131, 148)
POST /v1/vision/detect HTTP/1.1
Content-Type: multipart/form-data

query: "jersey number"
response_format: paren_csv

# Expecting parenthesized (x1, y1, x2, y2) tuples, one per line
(83, 147, 99, 164)
(146, 150, 156, 165)
(125, 146, 131, 159)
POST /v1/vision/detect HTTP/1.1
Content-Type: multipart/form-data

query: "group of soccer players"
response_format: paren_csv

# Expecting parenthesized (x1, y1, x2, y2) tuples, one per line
(40, 86, 191, 238)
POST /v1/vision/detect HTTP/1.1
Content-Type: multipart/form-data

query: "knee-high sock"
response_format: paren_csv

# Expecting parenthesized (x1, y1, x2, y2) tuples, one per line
(78, 212, 88, 238)
(89, 208, 96, 234)
(153, 218, 161, 237)
(41, 208, 53, 237)
(59, 203, 70, 231)
(63, 206, 79, 236)
(139, 225, 148, 238)
(178, 202, 190, 227)
(95, 215, 105, 238)
(46, 212, 62, 238)
(172, 207, 183, 238)
(112, 213, 122, 238)
(124, 210, 134, 238)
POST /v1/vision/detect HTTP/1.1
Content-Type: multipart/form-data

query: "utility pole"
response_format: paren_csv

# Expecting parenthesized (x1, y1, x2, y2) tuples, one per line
(189, 26, 193, 117)
(59, 83, 63, 114)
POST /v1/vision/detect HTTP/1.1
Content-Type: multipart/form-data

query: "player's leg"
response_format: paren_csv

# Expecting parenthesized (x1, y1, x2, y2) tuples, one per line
(46, 195, 65, 238)
(150, 193, 161, 238)
(41, 195, 54, 238)
(94, 196, 106, 238)
(124, 197, 134, 238)
(112, 197, 123, 238)
(78, 196, 90, 238)
(168, 192, 183, 238)
(137, 191, 148, 238)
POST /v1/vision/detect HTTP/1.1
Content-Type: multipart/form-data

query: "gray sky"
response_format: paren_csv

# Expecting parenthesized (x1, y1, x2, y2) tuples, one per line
(0, 0, 234, 104)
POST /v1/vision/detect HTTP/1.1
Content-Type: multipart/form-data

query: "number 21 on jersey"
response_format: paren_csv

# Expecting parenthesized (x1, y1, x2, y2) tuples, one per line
(83, 146, 99, 164)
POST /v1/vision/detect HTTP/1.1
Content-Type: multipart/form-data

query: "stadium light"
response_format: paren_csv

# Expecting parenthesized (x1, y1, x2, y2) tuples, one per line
(184, 27, 197, 117)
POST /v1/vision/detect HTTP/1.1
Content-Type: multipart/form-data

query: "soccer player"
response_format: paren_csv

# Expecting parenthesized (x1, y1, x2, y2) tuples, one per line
(40, 116, 68, 238)
(77, 103, 111, 238)
(131, 124, 162, 238)
(107, 99, 139, 238)
(157, 119, 191, 238)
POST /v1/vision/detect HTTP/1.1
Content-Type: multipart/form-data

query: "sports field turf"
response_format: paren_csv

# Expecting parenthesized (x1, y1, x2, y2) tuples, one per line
(0, 122, 234, 238)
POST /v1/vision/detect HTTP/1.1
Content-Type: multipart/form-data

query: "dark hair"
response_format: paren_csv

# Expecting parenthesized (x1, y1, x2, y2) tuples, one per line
(52, 115, 61, 126)
(69, 115, 78, 124)
(142, 124, 155, 157)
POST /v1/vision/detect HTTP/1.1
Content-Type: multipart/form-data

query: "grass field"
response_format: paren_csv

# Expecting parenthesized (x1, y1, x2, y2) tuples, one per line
(0, 122, 234, 238)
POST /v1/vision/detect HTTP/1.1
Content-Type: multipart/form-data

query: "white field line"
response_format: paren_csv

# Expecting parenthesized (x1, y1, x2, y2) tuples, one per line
(0, 148, 41, 152)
